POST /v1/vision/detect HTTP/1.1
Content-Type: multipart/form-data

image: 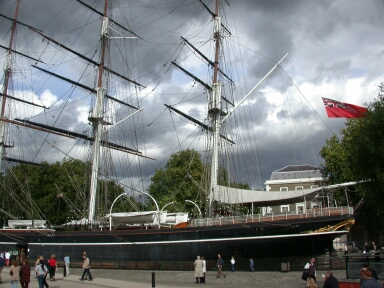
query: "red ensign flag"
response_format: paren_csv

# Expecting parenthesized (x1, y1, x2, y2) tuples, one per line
(322, 97, 368, 118)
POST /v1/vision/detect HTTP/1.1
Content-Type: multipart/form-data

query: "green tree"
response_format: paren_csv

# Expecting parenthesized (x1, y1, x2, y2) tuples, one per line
(320, 83, 384, 238)
(0, 159, 87, 225)
(320, 135, 352, 184)
(148, 149, 205, 214)
(0, 158, 127, 226)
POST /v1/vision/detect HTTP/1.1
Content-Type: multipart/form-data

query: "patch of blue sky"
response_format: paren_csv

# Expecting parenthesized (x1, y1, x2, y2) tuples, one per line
(349, 68, 365, 78)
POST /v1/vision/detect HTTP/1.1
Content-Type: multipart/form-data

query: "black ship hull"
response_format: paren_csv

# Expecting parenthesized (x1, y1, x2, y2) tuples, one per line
(0, 214, 352, 263)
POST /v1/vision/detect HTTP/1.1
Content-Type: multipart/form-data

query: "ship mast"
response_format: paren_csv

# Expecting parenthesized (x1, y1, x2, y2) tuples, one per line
(208, 0, 224, 217)
(0, 0, 21, 171)
(88, 0, 109, 224)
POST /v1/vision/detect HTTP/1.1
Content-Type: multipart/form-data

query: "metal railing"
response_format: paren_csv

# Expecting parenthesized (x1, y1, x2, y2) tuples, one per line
(345, 253, 384, 279)
(191, 206, 353, 227)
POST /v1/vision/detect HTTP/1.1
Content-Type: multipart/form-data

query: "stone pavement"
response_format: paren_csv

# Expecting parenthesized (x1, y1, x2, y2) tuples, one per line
(0, 266, 357, 288)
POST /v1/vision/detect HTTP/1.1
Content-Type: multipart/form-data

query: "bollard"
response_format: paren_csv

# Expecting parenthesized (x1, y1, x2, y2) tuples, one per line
(152, 271, 155, 287)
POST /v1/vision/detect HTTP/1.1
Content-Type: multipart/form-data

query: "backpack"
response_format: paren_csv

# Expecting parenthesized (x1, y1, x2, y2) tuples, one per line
(301, 269, 308, 281)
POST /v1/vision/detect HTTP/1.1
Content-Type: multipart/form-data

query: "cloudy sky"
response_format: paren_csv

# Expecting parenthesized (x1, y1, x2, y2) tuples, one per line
(0, 0, 383, 194)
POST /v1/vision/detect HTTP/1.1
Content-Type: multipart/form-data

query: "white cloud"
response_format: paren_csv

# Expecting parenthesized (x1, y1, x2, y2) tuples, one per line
(40, 89, 59, 107)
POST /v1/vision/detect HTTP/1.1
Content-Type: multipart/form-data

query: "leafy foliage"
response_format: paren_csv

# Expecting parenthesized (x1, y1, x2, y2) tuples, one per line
(148, 149, 205, 215)
(0, 158, 126, 226)
(320, 83, 384, 238)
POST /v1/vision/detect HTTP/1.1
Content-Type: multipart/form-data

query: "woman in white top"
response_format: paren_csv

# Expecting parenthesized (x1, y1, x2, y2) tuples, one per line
(230, 257, 235, 272)
(35, 260, 48, 288)
(202, 256, 206, 283)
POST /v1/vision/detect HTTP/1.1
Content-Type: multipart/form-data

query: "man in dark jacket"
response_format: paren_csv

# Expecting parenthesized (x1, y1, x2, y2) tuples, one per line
(216, 254, 226, 278)
(361, 262, 378, 281)
(323, 271, 339, 288)
(304, 258, 316, 282)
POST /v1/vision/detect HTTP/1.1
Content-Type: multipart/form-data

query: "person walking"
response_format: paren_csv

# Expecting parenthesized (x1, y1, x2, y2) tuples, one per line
(5, 251, 10, 266)
(47, 254, 57, 281)
(82, 252, 88, 280)
(364, 241, 369, 253)
(80, 253, 93, 281)
(249, 258, 254, 272)
(9, 259, 20, 288)
(20, 259, 31, 288)
(230, 257, 235, 272)
(304, 258, 317, 283)
(35, 260, 48, 288)
(194, 256, 203, 283)
(37, 256, 49, 288)
(64, 254, 70, 277)
(0, 253, 4, 283)
(216, 254, 226, 278)
(201, 256, 206, 283)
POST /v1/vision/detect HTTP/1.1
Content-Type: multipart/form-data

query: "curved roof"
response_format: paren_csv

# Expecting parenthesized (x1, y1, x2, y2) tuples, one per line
(214, 182, 358, 205)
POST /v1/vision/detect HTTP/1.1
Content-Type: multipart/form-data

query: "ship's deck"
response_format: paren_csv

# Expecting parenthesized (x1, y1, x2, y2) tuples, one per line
(191, 206, 353, 227)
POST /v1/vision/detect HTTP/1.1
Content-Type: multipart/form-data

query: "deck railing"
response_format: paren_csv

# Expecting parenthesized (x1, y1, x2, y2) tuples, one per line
(191, 206, 353, 227)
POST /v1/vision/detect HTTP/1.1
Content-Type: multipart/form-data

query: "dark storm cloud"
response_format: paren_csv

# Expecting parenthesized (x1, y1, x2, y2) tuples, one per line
(0, 0, 383, 191)
(313, 59, 352, 84)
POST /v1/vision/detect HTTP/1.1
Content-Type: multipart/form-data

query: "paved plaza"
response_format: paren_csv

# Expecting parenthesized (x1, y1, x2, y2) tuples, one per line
(0, 266, 356, 288)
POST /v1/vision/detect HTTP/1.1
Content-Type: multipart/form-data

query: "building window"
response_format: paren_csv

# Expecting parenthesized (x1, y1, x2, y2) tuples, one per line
(296, 203, 304, 214)
(295, 186, 303, 190)
(311, 202, 320, 209)
(280, 187, 288, 191)
(281, 205, 289, 212)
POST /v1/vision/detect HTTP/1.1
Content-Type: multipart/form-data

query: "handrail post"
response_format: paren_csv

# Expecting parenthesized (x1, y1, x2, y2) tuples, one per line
(152, 271, 156, 287)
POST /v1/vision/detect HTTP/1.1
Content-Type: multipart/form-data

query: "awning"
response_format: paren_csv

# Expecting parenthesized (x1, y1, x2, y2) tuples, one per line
(214, 181, 359, 205)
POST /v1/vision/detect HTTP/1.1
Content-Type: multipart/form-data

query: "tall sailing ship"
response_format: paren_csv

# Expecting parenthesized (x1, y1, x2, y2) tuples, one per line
(0, 0, 356, 266)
